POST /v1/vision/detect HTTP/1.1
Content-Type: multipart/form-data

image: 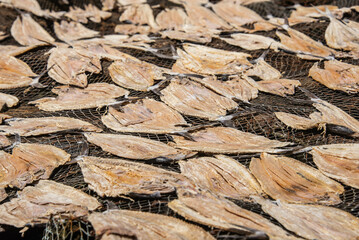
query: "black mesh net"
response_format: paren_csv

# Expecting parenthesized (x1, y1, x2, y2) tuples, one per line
(0, 0, 359, 239)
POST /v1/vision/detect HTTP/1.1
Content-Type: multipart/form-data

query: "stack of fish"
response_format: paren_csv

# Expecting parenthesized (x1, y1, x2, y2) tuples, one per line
(0, 0, 359, 239)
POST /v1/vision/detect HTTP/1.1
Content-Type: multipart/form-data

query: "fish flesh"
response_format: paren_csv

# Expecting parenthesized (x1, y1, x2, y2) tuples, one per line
(212, 1, 264, 29)
(29, 83, 129, 111)
(244, 77, 301, 97)
(79, 156, 193, 197)
(54, 21, 99, 42)
(172, 126, 291, 154)
(191, 75, 258, 102)
(108, 59, 168, 91)
(256, 197, 359, 240)
(3, 0, 64, 18)
(101, 98, 188, 134)
(221, 33, 281, 51)
(0, 143, 70, 201)
(65, 4, 111, 24)
(309, 60, 359, 93)
(275, 99, 359, 136)
(244, 58, 282, 81)
(101, 0, 115, 11)
(310, 144, 359, 189)
(89, 210, 215, 240)
(250, 153, 344, 204)
(0, 45, 38, 56)
(0, 117, 102, 136)
(11, 14, 55, 46)
(114, 24, 151, 35)
(119, 4, 158, 29)
(169, 190, 299, 240)
(289, 5, 339, 24)
(85, 133, 194, 160)
(0, 92, 18, 111)
(0, 31, 7, 41)
(179, 155, 263, 200)
(0, 135, 10, 149)
(160, 78, 237, 120)
(117, 0, 146, 5)
(47, 46, 102, 87)
(0, 180, 100, 228)
(160, 30, 212, 44)
(0, 113, 11, 124)
(156, 8, 188, 30)
(172, 43, 251, 75)
(0, 55, 37, 89)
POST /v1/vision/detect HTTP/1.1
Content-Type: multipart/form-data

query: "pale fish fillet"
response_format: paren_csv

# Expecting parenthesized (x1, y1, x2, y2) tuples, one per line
(309, 60, 359, 93)
(244, 58, 282, 81)
(0, 117, 102, 136)
(0, 135, 11, 149)
(4, 0, 64, 18)
(11, 14, 55, 46)
(120, 4, 158, 29)
(0, 143, 70, 201)
(179, 155, 263, 200)
(0, 180, 100, 228)
(191, 75, 258, 102)
(101, 0, 115, 11)
(65, 4, 111, 24)
(101, 98, 188, 134)
(0, 55, 37, 89)
(289, 5, 339, 24)
(117, 0, 146, 6)
(256, 197, 359, 240)
(250, 153, 344, 204)
(160, 30, 213, 44)
(108, 59, 168, 91)
(0, 92, 18, 110)
(29, 83, 129, 111)
(310, 144, 359, 189)
(156, 8, 189, 30)
(160, 78, 237, 120)
(79, 156, 194, 197)
(275, 112, 319, 130)
(0, 45, 38, 56)
(85, 133, 194, 160)
(245, 76, 301, 97)
(54, 20, 99, 42)
(172, 126, 291, 154)
(0, 31, 7, 41)
(221, 33, 282, 51)
(47, 46, 102, 87)
(89, 210, 215, 240)
(168, 190, 300, 240)
(114, 24, 151, 35)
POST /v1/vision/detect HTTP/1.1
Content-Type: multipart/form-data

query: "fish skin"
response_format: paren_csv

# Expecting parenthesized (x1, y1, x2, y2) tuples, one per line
(172, 126, 291, 154)
(79, 156, 193, 197)
(88, 210, 215, 240)
(54, 20, 99, 43)
(0, 180, 100, 228)
(250, 153, 344, 204)
(311, 144, 359, 189)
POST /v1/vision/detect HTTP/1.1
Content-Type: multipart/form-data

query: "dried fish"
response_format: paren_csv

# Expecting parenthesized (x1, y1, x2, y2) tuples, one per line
(0, 117, 102, 136)
(156, 8, 188, 30)
(289, 5, 339, 24)
(117, 0, 146, 6)
(309, 60, 359, 93)
(47, 46, 102, 87)
(179, 155, 262, 200)
(65, 4, 111, 24)
(160, 78, 237, 120)
(0, 143, 70, 201)
(11, 14, 55, 46)
(244, 58, 282, 81)
(169, 190, 300, 240)
(221, 33, 281, 51)
(0, 135, 10, 149)
(108, 59, 168, 91)
(0, 180, 100, 228)
(29, 83, 129, 111)
(0, 31, 7, 41)
(0, 92, 18, 110)
(160, 30, 213, 44)
(102, 98, 188, 134)
(172, 126, 291, 154)
(85, 133, 194, 160)
(250, 153, 344, 204)
(0, 45, 38, 56)
(256, 197, 359, 240)
(0, 55, 37, 89)
(79, 156, 193, 197)
(114, 24, 151, 35)
(54, 21, 99, 42)
(245, 76, 301, 97)
(120, 4, 158, 29)
(101, 0, 115, 11)
(89, 210, 215, 240)
(310, 144, 359, 189)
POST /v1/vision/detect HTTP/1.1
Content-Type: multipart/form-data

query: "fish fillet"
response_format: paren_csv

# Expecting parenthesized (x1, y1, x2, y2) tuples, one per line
(0, 92, 18, 110)
(244, 58, 282, 81)
(0, 55, 37, 89)
(309, 60, 359, 93)
(160, 78, 237, 120)
(168, 190, 300, 240)
(114, 24, 151, 35)
(311, 144, 359, 189)
(89, 210, 215, 240)
(65, 4, 111, 24)
(47, 46, 102, 87)
(250, 153, 344, 204)
(160, 30, 213, 44)
(101, 98, 188, 134)
(120, 4, 158, 29)
(0, 117, 102, 136)
(289, 5, 339, 24)
(79, 156, 193, 197)
(245, 76, 301, 97)
(221, 33, 281, 51)
(0, 45, 38, 56)
(0, 180, 100, 228)
(0, 135, 10, 149)
(179, 155, 262, 200)
(172, 126, 291, 154)
(11, 14, 55, 46)
(29, 83, 129, 111)
(256, 197, 359, 240)
(54, 20, 99, 42)
(156, 8, 188, 30)
(85, 133, 194, 160)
